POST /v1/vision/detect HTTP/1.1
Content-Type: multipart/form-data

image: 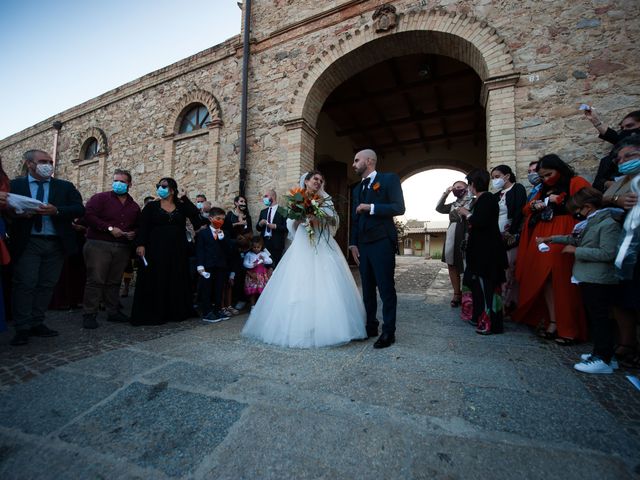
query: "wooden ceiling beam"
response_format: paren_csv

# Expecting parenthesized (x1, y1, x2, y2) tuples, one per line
(335, 104, 481, 137)
(324, 69, 477, 110)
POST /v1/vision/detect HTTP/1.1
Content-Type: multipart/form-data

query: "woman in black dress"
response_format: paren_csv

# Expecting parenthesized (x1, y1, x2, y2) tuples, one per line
(224, 195, 253, 310)
(458, 169, 508, 335)
(131, 177, 204, 325)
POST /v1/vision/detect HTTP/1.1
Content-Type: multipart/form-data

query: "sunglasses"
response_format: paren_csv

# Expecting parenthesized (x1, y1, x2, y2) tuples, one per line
(156, 183, 170, 189)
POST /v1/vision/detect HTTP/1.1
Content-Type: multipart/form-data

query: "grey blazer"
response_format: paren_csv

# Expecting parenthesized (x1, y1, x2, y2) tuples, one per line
(550, 209, 622, 285)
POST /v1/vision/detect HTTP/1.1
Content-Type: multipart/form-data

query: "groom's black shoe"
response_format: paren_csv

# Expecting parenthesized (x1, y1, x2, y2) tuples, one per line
(373, 332, 395, 349)
(366, 327, 378, 338)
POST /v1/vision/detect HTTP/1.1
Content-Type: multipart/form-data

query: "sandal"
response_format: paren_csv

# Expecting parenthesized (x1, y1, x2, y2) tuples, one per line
(620, 354, 640, 369)
(536, 321, 556, 340)
(554, 337, 575, 346)
(537, 330, 557, 340)
(450, 293, 462, 308)
(615, 345, 640, 369)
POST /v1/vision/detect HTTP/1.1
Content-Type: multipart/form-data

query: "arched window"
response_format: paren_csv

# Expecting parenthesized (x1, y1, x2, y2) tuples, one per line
(82, 137, 99, 159)
(179, 104, 211, 133)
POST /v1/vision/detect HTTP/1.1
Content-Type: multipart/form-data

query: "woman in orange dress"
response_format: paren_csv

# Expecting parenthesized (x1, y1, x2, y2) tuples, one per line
(514, 154, 589, 344)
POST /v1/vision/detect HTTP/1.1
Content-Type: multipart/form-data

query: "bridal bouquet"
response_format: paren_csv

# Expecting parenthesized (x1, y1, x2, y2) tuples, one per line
(284, 187, 329, 242)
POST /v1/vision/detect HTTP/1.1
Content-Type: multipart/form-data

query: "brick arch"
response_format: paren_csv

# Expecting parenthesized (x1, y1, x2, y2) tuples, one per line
(168, 89, 221, 135)
(290, 7, 516, 126)
(281, 7, 520, 188)
(78, 126, 108, 157)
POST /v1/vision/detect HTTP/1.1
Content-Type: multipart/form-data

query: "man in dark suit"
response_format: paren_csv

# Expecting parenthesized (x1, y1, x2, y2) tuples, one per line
(8, 150, 85, 346)
(256, 189, 287, 266)
(349, 149, 405, 349)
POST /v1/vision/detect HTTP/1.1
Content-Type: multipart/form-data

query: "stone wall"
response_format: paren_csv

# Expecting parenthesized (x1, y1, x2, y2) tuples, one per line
(1, 0, 638, 219)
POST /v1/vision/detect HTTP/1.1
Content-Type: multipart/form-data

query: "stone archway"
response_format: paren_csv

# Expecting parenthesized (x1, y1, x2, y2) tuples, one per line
(282, 7, 519, 188)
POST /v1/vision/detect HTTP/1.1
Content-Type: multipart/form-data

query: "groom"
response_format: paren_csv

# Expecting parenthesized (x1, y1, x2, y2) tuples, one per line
(349, 149, 405, 348)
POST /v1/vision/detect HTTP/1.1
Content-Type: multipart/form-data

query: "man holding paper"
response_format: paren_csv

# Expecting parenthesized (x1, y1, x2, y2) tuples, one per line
(8, 150, 84, 346)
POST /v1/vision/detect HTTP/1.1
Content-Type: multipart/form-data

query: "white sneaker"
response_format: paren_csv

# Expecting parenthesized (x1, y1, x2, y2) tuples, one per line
(574, 357, 614, 374)
(580, 353, 618, 370)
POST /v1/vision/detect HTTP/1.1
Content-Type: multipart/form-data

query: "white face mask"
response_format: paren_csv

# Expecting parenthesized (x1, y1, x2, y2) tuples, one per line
(491, 177, 505, 190)
(35, 163, 54, 179)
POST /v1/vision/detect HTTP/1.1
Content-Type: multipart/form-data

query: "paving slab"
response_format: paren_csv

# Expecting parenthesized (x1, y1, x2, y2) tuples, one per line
(59, 382, 246, 478)
(0, 369, 119, 435)
(0, 258, 638, 478)
(59, 349, 168, 381)
(462, 385, 640, 460)
(0, 431, 160, 480)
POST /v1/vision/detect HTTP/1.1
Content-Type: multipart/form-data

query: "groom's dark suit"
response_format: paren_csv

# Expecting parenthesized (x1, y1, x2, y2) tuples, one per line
(350, 171, 405, 336)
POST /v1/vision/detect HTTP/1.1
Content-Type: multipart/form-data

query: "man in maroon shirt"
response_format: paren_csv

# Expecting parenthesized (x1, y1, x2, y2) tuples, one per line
(82, 169, 140, 328)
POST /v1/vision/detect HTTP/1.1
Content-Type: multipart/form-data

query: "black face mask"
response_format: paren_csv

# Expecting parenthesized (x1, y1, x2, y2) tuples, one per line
(238, 205, 247, 211)
(618, 128, 640, 140)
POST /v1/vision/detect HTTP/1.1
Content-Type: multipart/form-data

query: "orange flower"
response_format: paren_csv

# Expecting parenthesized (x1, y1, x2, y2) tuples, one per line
(372, 182, 381, 191)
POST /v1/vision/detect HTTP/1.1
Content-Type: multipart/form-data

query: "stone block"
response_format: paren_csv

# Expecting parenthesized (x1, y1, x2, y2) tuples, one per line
(0, 370, 119, 435)
(59, 382, 246, 477)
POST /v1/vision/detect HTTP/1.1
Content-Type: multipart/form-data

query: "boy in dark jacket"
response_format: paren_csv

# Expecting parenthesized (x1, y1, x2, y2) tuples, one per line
(196, 207, 234, 322)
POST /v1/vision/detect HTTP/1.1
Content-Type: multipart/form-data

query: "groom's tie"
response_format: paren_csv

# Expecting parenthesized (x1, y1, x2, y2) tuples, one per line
(360, 177, 370, 202)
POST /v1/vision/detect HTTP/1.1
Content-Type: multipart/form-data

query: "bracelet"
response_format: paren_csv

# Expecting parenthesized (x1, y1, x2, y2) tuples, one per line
(593, 121, 602, 128)
(613, 195, 619, 203)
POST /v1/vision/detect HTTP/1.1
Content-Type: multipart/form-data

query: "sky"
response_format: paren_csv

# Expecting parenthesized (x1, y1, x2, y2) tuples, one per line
(1, 0, 464, 222)
(400, 169, 467, 224)
(0, 0, 241, 139)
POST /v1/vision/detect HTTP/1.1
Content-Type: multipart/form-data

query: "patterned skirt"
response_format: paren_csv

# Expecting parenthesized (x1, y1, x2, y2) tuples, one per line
(244, 264, 271, 295)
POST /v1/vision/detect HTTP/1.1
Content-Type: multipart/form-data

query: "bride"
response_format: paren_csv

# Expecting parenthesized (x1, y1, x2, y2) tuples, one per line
(241, 170, 367, 347)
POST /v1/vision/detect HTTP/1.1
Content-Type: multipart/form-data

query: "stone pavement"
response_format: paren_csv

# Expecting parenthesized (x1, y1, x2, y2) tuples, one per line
(0, 257, 639, 479)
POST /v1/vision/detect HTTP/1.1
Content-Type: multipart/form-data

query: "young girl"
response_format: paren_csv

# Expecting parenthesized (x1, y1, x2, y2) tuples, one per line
(243, 237, 273, 308)
(536, 187, 622, 374)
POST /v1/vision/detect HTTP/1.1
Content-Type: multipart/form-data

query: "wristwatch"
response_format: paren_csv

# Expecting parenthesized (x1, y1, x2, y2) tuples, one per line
(108, 226, 114, 232)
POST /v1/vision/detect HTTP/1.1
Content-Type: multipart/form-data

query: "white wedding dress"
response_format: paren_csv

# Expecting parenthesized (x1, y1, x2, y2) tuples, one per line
(241, 199, 366, 348)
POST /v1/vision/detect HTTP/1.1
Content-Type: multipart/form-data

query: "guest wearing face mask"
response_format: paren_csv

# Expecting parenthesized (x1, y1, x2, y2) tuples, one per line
(224, 195, 253, 242)
(490, 165, 527, 314)
(256, 189, 287, 267)
(514, 154, 590, 345)
(584, 108, 640, 192)
(80, 169, 140, 328)
(8, 150, 84, 346)
(536, 187, 622, 374)
(436, 181, 472, 307)
(526, 161, 543, 201)
(195, 194, 207, 212)
(130, 177, 205, 325)
(457, 170, 508, 335)
(603, 137, 640, 369)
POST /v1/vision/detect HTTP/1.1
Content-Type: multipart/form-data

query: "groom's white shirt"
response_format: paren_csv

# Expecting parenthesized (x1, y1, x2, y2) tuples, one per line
(362, 170, 377, 215)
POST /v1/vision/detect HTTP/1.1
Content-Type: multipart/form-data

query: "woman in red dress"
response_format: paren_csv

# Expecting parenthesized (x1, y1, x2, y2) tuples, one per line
(514, 154, 589, 344)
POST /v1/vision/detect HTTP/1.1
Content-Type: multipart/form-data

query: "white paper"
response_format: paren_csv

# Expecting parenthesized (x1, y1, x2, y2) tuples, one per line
(7, 193, 44, 214)
(199, 270, 211, 279)
(538, 242, 550, 253)
(142, 255, 148, 267)
(578, 104, 592, 111)
(626, 375, 640, 392)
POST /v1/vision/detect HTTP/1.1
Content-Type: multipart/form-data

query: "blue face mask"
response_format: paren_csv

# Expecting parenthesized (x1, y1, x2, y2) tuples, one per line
(618, 158, 640, 175)
(263, 197, 272, 207)
(157, 186, 170, 199)
(196, 202, 203, 210)
(112, 181, 128, 195)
